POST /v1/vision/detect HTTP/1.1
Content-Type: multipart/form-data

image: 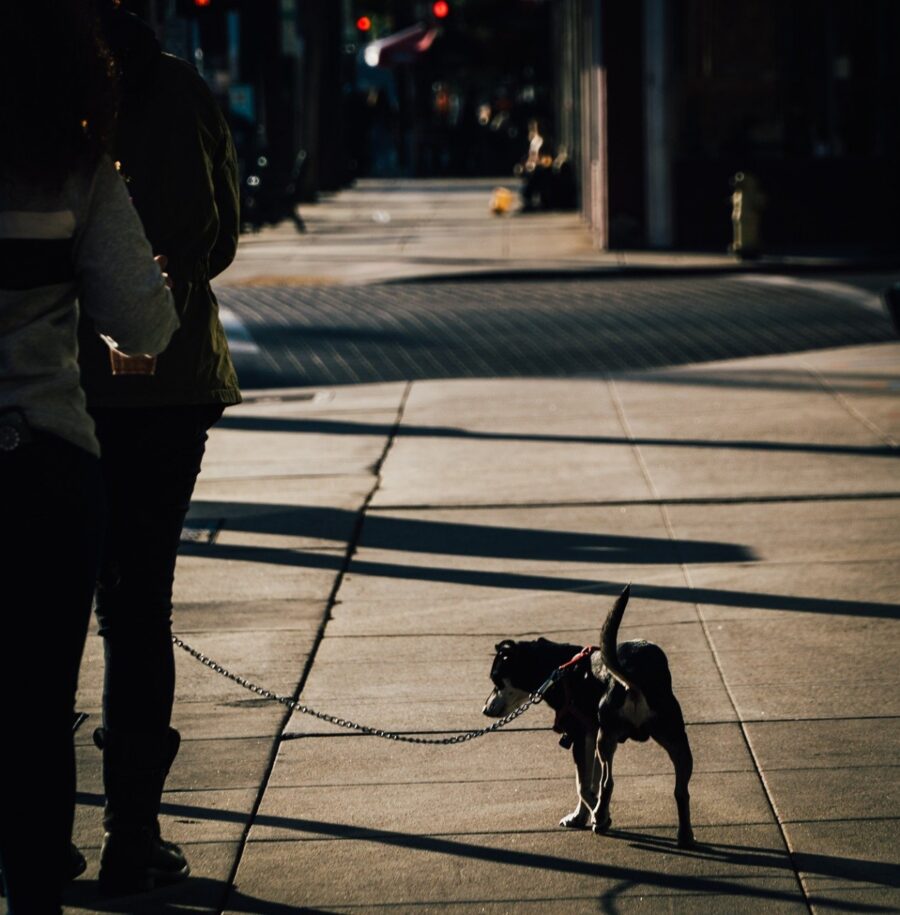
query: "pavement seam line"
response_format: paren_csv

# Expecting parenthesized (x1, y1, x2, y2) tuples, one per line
(607, 375, 815, 914)
(218, 381, 412, 914)
(371, 491, 900, 511)
(800, 357, 899, 449)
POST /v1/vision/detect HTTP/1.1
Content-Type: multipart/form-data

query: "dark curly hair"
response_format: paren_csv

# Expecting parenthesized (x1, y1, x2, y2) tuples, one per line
(0, 0, 118, 189)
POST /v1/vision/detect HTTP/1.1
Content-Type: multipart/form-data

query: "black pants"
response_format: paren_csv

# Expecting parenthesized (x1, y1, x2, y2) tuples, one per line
(0, 431, 101, 913)
(91, 405, 223, 735)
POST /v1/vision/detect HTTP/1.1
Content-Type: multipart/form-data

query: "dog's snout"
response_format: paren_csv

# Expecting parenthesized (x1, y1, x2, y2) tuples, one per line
(483, 688, 503, 718)
(483, 682, 529, 718)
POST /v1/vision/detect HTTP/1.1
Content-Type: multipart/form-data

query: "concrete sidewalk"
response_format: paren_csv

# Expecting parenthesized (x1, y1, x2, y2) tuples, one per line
(218, 178, 893, 288)
(55, 340, 899, 913)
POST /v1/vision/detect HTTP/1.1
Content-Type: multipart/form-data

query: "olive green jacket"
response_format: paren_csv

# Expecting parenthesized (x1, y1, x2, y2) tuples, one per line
(79, 12, 241, 408)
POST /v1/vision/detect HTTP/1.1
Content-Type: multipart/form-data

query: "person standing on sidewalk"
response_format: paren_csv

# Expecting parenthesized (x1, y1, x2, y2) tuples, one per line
(0, 2, 178, 910)
(76, 0, 241, 895)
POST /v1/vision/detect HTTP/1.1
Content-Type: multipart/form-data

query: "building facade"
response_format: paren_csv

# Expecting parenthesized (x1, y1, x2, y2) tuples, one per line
(555, 0, 900, 253)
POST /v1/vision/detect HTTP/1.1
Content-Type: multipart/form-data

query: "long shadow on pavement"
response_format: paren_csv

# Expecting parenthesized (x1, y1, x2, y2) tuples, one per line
(64, 876, 306, 915)
(188, 504, 753, 566)
(216, 415, 898, 459)
(70, 792, 900, 913)
(180, 542, 900, 621)
(619, 368, 900, 397)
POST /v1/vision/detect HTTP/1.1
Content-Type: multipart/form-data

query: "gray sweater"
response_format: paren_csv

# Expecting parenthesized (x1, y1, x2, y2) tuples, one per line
(0, 155, 178, 455)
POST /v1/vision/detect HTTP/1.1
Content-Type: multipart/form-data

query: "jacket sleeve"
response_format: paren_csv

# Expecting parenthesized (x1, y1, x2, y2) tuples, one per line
(208, 116, 240, 280)
(74, 156, 179, 355)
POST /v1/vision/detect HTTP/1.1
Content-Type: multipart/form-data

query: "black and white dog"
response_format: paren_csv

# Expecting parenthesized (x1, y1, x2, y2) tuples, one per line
(483, 585, 695, 847)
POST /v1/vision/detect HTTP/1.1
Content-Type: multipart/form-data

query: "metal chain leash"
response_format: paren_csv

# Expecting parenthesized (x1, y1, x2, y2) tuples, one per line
(172, 635, 557, 745)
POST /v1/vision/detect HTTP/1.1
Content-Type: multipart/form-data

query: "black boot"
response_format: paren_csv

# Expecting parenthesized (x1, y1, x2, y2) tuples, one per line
(93, 727, 190, 895)
(69, 842, 87, 881)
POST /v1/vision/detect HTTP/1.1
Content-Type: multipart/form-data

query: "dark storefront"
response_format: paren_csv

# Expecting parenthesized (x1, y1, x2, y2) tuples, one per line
(558, 0, 900, 253)
(673, 0, 900, 252)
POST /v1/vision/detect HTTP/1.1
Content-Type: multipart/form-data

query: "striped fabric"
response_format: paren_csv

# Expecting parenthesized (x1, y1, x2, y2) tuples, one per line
(0, 209, 77, 238)
(0, 209, 77, 291)
(0, 157, 177, 455)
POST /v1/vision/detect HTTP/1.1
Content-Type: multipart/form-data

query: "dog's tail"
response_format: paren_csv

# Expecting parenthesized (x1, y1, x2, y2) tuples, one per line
(600, 584, 637, 692)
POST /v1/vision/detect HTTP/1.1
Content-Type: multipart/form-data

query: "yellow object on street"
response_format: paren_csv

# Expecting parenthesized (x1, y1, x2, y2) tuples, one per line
(490, 186, 514, 215)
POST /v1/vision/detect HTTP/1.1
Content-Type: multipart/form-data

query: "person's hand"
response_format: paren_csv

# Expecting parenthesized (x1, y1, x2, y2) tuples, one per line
(107, 350, 157, 375)
(94, 253, 170, 376)
(99, 334, 157, 376)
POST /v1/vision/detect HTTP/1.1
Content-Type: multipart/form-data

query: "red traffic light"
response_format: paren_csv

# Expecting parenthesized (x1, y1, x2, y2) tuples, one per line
(193, 0, 211, 6)
(432, 1, 449, 18)
(356, 15, 372, 31)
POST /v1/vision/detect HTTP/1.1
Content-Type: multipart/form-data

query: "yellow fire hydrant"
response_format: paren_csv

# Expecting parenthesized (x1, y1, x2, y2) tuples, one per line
(729, 171, 765, 258)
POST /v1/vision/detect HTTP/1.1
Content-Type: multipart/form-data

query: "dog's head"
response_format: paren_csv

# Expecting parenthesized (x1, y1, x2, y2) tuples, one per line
(483, 638, 556, 718)
(483, 640, 531, 717)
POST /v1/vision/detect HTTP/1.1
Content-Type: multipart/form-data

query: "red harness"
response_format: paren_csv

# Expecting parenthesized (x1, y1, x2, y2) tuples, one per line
(551, 646, 599, 739)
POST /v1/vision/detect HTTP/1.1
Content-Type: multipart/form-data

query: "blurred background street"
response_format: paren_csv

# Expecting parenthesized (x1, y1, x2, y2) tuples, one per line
(138, 0, 899, 256)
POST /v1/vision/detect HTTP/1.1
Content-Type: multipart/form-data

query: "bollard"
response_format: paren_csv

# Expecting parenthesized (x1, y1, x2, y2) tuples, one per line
(729, 171, 765, 258)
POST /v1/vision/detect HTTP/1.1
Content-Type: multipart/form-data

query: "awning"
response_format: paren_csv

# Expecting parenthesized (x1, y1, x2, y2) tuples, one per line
(363, 22, 439, 68)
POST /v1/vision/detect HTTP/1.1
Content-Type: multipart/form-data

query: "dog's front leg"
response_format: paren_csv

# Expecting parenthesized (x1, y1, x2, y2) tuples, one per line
(591, 732, 617, 834)
(559, 732, 598, 829)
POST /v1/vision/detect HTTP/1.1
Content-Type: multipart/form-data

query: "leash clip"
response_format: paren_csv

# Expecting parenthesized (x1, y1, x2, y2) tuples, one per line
(536, 646, 598, 698)
(535, 667, 563, 697)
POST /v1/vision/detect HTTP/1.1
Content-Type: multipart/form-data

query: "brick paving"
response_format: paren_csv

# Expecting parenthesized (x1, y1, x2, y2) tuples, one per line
(218, 273, 895, 388)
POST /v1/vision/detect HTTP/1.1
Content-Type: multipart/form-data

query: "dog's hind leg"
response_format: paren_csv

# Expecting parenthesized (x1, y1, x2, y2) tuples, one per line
(652, 719, 695, 848)
(591, 732, 618, 835)
(560, 733, 599, 829)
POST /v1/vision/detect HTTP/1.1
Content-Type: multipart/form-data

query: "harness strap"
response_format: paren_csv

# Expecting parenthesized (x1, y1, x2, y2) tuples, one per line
(551, 646, 599, 737)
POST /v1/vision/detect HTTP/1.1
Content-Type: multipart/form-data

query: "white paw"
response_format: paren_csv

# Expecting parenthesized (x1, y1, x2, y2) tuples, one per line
(559, 810, 589, 829)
